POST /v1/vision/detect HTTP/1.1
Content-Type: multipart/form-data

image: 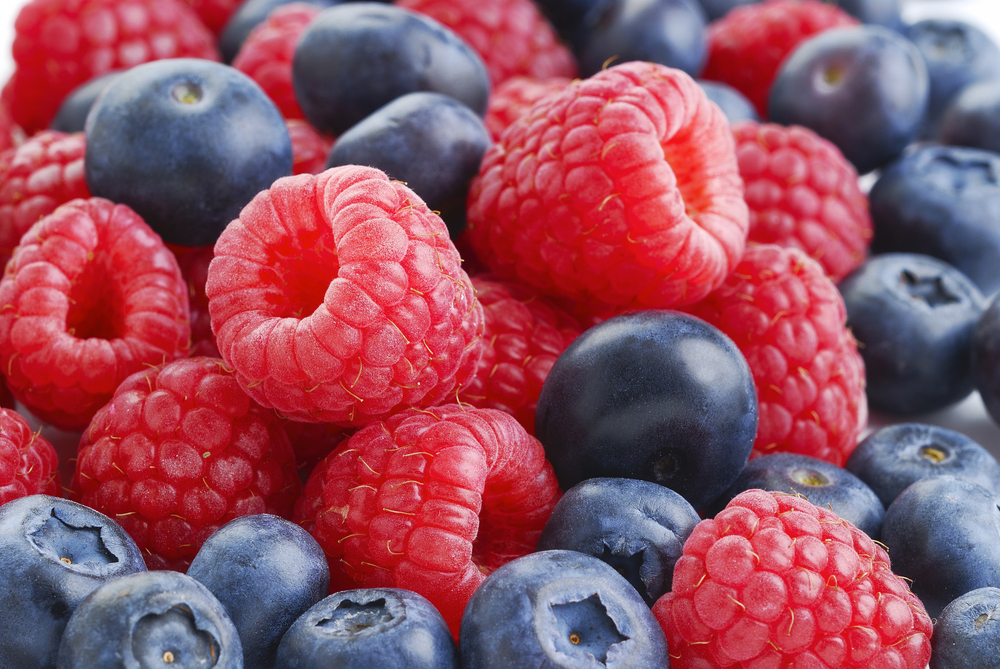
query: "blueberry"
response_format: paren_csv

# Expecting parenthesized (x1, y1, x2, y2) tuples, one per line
(838, 253, 986, 415)
(571, 0, 707, 79)
(693, 0, 758, 22)
(868, 144, 1000, 295)
(536, 477, 700, 606)
(531, 0, 611, 38)
(84, 58, 293, 247)
(535, 310, 758, 511)
(939, 79, 1000, 155)
(187, 514, 330, 669)
(0, 495, 146, 669)
(881, 475, 1000, 619)
(293, 3, 490, 137)
(49, 71, 122, 133)
(325, 91, 491, 239)
(56, 570, 243, 669)
(459, 550, 668, 669)
(711, 453, 885, 538)
(219, 0, 342, 64)
(275, 588, 458, 669)
(971, 292, 1000, 426)
(835, 0, 903, 32)
(697, 80, 760, 124)
(768, 25, 929, 175)
(931, 587, 1000, 669)
(846, 423, 1000, 509)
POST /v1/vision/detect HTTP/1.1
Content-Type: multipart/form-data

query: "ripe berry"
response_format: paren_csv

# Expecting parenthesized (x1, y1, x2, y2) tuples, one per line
(0, 408, 60, 505)
(286, 118, 334, 176)
(483, 75, 571, 142)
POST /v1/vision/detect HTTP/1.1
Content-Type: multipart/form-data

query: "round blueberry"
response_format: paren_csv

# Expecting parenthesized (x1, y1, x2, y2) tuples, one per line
(931, 587, 1000, 669)
(219, 0, 342, 64)
(84, 58, 293, 247)
(694, 0, 758, 22)
(50, 71, 123, 134)
(293, 3, 490, 137)
(186, 514, 330, 669)
(275, 588, 458, 669)
(835, 0, 903, 31)
(532, 0, 611, 38)
(0, 495, 146, 669)
(536, 477, 700, 606)
(939, 78, 1000, 158)
(768, 25, 929, 175)
(459, 550, 668, 669)
(56, 570, 242, 669)
(535, 310, 758, 511)
(838, 253, 985, 415)
(971, 292, 1000, 427)
(697, 80, 760, 124)
(868, 144, 1000, 295)
(846, 423, 1000, 509)
(325, 91, 491, 239)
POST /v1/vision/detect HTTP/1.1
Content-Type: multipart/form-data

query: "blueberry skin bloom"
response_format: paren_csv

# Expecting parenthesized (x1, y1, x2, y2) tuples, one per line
(275, 588, 458, 669)
(56, 570, 243, 669)
(939, 79, 1000, 155)
(931, 587, 1000, 669)
(187, 514, 330, 669)
(0, 495, 147, 669)
(459, 550, 669, 669)
(846, 423, 1000, 509)
(768, 25, 928, 175)
(536, 477, 701, 606)
(535, 310, 758, 511)
(85, 58, 293, 248)
(293, 3, 490, 137)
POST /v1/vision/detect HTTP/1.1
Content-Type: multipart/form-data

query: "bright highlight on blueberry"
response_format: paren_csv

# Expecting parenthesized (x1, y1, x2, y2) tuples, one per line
(318, 599, 396, 635)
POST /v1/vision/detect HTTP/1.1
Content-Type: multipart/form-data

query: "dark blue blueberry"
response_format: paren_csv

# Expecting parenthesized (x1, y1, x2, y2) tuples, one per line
(939, 79, 1000, 155)
(219, 0, 343, 64)
(711, 452, 885, 538)
(275, 588, 458, 669)
(838, 253, 985, 415)
(532, 0, 611, 39)
(930, 587, 1000, 669)
(459, 550, 668, 669)
(49, 71, 122, 133)
(881, 475, 1000, 619)
(535, 310, 758, 511)
(325, 91, 491, 239)
(0, 495, 146, 669)
(536, 477, 700, 606)
(972, 292, 1000, 426)
(693, 0, 758, 22)
(56, 570, 242, 669)
(293, 3, 490, 137)
(846, 423, 1000, 509)
(84, 58, 292, 247)
(868, 144, 1000, 295)
(768, 25, 928, 175)
(835, 0, 902, 31)
(186, 514, 330, 669)
(571, 0, 707, 78)
(697, 80, 760, 123)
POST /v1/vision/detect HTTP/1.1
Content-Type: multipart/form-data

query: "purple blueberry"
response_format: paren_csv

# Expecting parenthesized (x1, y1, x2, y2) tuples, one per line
(49, 71, 122, 133)
(0, 495, 146, 669)
(939, 79, 1000, 173)
(275, 588, 458, 669)
(697, 80, 759, 124)
(930, 587, 1000, 669)
(56, 570, 243, 669)
(536, 477, 700, 606)
(535, 310, 758, 511)
(459, 550, 668, 669)
(186, 514, 330, 669)
(219, 0, 342, 64)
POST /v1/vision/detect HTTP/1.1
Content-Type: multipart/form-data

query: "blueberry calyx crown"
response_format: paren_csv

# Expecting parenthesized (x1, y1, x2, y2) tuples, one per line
(28, 507, 118, 568)
(899, 269, 960, 307)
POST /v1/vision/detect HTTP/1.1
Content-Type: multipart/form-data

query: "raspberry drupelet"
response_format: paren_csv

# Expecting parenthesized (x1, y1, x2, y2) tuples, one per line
(0, 407, 60, 505)
(484, 75, 572, 142)
(286, 119, 335, 176)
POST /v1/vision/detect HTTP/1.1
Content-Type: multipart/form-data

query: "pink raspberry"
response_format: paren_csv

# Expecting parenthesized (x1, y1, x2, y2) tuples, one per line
(287, 118, 335, 175)
(484, 75, 571, 142)
(179, 0, 243, 35)
(0, 407, 60, 504)
(0, 98, 24, 154)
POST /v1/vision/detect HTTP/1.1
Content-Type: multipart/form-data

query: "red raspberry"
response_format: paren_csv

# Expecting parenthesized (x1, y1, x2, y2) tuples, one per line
(0, 198, 191, 430)
(293, 403, 562, 635)
(0, 407, 60, 504)
(395, 0, 577, 88)
(484, 74, 571, 142)
(168, 243, 218, 358)
(72, 357, 301, 570)
(179, 0, 242, 35)
(0, 98, 24, 154)
(734, 121, 872, 283)
(702, 0, 858, 118)
(280, 418, 349, 481)
(206, 165, 485, 427)
(457, 275, 582, 434)
(232, 3, 321, 120)
(684, 244, 867, 466)
(0, 130, 89, 269)
(654, 489, 932, 669)
(466, 61, 749, 318)
(287, 118, 335, 176)
(4, 0, 219, 135)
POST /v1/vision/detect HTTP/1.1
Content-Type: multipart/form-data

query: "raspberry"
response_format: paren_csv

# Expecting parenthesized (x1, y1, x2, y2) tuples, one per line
(0, 130, 89, 269)
(684, 244, 867, 466)
(395, 0, 577, 88)
(179, 0, 242, 35)
(734, 121, 872, 282)
(702, 0, 858, 118)
(292, 403, 562, 635)
(206, 165, 485, 427)
(71, 357, 301, 570)
(0, 98, 24, 154)
(287, 118, 335, 176)
(168, 243, 218, 358)
(232, 3, 321, 120)
(4, 0, 219, 134)
(0, 407, 60, 504)
(484, 74, 571, 142)
(0, 197, 191, 430)
(466, 61, 749, 317)
(457, 275, 582, 434)
(654, 489, 932, 669)
(280, 418, 349, 481)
